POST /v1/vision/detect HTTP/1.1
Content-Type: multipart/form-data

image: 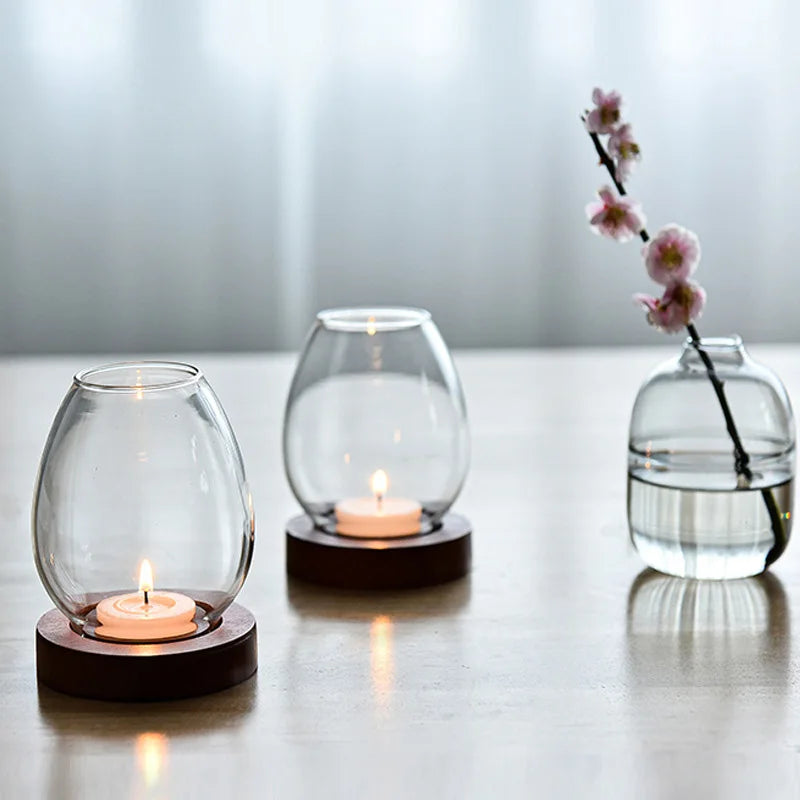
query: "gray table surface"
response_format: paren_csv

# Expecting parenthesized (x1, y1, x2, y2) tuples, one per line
(2, 346, 799, 799)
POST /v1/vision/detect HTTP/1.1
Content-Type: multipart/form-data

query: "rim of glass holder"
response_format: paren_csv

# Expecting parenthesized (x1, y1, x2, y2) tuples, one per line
(74, 361, 203, 394)
(316, 306, 431, 333)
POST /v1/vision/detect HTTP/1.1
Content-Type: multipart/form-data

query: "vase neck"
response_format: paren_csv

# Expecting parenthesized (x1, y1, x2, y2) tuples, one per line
(679, 335, 746, 367)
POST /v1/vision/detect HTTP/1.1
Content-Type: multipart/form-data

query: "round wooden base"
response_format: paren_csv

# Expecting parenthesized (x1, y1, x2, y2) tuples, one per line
(36, 603, 257, 702)
(286, 512, 472, 589)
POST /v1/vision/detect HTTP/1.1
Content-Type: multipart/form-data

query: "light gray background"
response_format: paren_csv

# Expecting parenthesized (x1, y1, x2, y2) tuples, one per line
(2, 0, 798, 354)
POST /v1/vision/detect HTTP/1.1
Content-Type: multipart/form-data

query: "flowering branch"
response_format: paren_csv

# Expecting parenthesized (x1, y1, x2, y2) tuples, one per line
(581, 88, 786, 562)
(584, 118, 750, 474)
(587, 130, 629, 202)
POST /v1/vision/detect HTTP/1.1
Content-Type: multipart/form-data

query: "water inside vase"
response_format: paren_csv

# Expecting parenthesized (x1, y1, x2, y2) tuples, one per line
(628, 454, 793, 579)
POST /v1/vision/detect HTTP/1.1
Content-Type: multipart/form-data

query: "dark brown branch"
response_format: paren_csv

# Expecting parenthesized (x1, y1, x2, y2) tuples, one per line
(587, 129, 628, 197)
(685, 323, 751, 480)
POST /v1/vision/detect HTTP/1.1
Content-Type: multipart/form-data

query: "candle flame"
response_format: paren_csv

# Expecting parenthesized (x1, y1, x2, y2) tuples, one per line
(139, 559, 154, 594)
(366, 315, 377, 336)
(370, 469, 389, 499)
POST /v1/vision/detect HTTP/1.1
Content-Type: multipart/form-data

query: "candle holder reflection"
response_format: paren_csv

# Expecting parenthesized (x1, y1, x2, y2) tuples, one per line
(38, 679, 256, 797)
(286, 576, 469, 721)
(283, 307, 473, 589)
(32, 361, 258, 700)
(284, 576, 471, 730)
(286, 574, 471, 621)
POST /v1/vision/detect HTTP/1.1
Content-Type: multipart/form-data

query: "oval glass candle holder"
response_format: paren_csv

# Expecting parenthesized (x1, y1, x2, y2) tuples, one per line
(283, 307, 472, 588)
(33, 362, 257, 700)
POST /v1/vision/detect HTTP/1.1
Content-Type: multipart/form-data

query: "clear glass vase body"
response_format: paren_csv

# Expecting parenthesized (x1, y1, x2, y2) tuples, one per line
(283, 308, 470, 536)
(628, 337, 795, 579)
(33, 362, 254, 637)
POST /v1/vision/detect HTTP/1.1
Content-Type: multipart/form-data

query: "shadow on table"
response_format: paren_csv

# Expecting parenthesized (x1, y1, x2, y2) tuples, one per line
(626, 568, 789, 686)
(38, 673, 257, 738)
(285, 574, 471, 621)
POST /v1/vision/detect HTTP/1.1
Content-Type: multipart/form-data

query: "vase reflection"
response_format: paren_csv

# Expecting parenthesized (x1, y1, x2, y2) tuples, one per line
(626, 569, 789, 686)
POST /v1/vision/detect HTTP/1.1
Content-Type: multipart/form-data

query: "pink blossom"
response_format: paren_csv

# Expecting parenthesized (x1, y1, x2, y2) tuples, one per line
(585, 186, 646, 242)
(608, 123, 641, 182)
(643, 224, 701, 285)
(585, 88, 623, 134)
(634, 281, 707, 333)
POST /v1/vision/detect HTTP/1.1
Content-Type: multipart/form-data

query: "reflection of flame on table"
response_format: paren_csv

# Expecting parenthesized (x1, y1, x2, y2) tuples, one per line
(136, 732, 168, 789)
(370, 615, 394, 716)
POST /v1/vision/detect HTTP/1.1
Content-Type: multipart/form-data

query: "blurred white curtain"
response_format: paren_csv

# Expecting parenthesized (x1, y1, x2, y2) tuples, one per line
(2, 0, 799, 353)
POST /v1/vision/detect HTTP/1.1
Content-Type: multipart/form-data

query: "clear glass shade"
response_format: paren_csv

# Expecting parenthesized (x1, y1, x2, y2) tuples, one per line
(33, 362, 254, 640)
(283, 308, 469, 537)
(628, 337, 795, 579)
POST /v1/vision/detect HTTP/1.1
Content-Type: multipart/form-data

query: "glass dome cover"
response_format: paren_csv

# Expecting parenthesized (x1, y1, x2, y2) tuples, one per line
(33, 361, 255, 641)
(283, 307, 470, 537)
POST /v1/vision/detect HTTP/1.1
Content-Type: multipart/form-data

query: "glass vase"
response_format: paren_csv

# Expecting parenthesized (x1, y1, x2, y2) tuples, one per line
(628, 336, 795, 579)
(283, 307, 469, 538)
(33, 361, 255, 641)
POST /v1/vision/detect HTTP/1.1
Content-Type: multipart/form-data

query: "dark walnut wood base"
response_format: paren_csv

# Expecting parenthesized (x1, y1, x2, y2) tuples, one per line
(36, 603, 257, 702)
(286, 513, 472, 589)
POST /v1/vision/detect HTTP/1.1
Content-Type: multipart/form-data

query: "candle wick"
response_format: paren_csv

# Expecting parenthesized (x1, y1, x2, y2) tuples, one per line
(376, 493, 384, 512)
(143, 590, 149, 605)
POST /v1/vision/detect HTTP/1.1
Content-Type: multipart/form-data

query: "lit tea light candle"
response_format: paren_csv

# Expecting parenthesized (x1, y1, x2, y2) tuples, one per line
(95, 559, 198, 641)
(335, 469, 422, 538)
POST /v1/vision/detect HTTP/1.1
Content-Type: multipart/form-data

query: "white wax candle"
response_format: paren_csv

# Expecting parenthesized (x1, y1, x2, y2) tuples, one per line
(95, 559, 197, 641)
(334, 469, 422, 538)
(335, 496, 422, 537)
(96, 591, 197, 641)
